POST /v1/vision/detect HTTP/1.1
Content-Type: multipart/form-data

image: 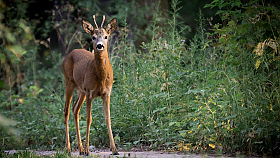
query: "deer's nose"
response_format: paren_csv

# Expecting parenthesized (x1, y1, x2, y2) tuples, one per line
(96, 43, 104, 50)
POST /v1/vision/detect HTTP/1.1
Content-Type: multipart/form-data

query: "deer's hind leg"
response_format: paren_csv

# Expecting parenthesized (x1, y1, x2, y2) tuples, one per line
(64, 81, 74, 153)
(85, 94, 93, 156)
(72, 90, 86, 155)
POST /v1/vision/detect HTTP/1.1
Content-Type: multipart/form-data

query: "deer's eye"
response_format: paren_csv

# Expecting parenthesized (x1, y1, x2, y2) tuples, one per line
(92, 36, 96, 40)
(104, 36, 107, 39)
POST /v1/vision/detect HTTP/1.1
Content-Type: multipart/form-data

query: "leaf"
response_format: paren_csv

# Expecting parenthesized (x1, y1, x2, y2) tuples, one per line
(152, 107, 167, 114)
(204, 4, 213, 8)
(253, 43, 263, 56)
(267, 15, 270, 21)
(236, 2, 242, 7)
(114, 136, 120, 141)
(5, 32, 16, 43)
(253, 141, 263, 144)
(216, 10, 224, 15)
(264, 38, 278, 54)
(6, 45, 24, 58)
(255, 58, 261, 69)
(219, 37, 225, 43)
(21, 51, 27, 56)
(169, 122, 176, 126)
(18, 98, 23, 104)
(228, 20, 235, 26)
(269, 104, 273, 111)
(165, 142, 175, 146)
(209, 144, 215, 149)
(203, 43, 209, 50)
(52, 137, 57, 140)
(180, 132, 186, 138)
(37, 88, 44, 94)
(222, 15, 228, 21)
(214, 24, 220, 29)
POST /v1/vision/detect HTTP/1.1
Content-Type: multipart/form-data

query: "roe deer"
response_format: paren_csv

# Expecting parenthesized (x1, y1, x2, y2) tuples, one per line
(62, 15, 118, 156)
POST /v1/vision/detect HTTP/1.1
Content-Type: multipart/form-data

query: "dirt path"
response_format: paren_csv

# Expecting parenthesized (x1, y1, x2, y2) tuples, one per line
(5, 150, 225, 158)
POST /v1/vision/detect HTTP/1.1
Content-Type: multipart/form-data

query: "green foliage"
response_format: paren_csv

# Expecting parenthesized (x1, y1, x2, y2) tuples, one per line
(203, 0, 280, 155)
(1, 150, 70, 158)
(0, 0, 280, 157)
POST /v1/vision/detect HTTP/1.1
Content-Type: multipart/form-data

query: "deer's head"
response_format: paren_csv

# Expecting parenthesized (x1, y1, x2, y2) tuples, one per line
(82, 15, 117, 53)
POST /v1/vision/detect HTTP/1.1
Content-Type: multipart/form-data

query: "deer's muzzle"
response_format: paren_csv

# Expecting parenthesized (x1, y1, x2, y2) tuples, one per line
(96, 42, 104, 50)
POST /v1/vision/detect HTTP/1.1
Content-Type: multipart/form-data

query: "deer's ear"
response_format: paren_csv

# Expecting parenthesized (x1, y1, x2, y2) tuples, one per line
(82, 20, 94, 35)
(105, 18, 117, 35)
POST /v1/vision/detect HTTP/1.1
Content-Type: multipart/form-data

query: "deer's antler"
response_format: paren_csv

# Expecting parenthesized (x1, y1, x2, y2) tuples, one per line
(100, 15, 105, 28)
(93, 15, 99, 29)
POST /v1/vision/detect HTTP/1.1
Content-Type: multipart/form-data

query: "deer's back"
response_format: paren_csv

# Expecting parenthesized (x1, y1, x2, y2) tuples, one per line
(63, 49, 94, 87)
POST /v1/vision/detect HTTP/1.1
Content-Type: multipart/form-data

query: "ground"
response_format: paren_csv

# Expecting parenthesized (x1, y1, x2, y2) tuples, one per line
(5, 149, 231, 158)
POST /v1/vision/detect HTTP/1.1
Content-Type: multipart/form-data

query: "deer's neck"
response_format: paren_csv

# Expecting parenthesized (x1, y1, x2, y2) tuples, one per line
(93, 50, 110, 78)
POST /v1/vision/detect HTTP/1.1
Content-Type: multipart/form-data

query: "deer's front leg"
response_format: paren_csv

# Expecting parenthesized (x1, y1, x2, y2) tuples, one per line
(102, 92, 119, 155)
(85, 94, 93, 156)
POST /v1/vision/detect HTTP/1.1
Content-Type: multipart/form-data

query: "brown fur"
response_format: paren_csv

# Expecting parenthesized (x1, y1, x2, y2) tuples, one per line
(63, 16, 118, 155)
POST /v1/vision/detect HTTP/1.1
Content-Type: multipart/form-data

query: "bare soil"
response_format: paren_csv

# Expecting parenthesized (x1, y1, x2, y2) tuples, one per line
(5, 149, 227, 158)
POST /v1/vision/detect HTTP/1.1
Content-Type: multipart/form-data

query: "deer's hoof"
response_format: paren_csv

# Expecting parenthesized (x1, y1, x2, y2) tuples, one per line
(112, 152, 119, 155)
(79, 152, 85, 155)
(65, 148, 71, 156)
(84, 153, 89, 156)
